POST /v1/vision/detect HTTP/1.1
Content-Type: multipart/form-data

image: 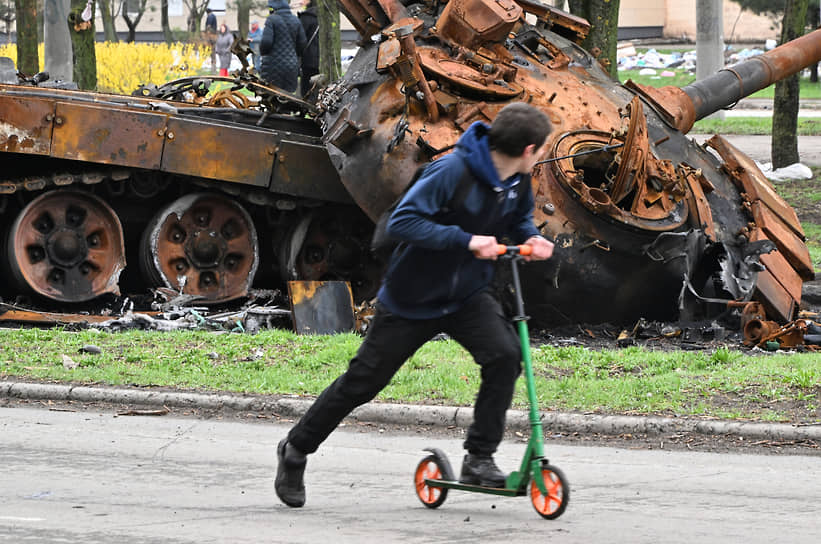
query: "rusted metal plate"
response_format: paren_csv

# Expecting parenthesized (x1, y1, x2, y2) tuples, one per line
(750, 228, 803, 303)
(750, 201, 815, 281)
(272, 140, 352, 203)
(418, 47, 524, 99)
(377, 38, 402, 72)
(706, 135, 803, 235)
(338, 0, 389, 37)
(683, 168, 716, 241)
(0, 307, 159, 325)
(513, 0, 590, 42)
(162, 117, 275, 187)
(288, 280, 355, 335)
(0, 94, 54, 154)
(754, 269, 796, 323)
(51, 102, 166, 169)
(375, 0, 407, 21)
(435, 0, 521, 48)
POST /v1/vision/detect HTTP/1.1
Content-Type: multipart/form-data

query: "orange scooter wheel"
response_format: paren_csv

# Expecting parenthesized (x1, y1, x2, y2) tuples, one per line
(530, 464, 569, 519)
(414, 455, 449, 508)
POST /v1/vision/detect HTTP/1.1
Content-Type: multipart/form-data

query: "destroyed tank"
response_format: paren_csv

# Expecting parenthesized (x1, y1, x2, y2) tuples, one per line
(0, 0, 818, 331)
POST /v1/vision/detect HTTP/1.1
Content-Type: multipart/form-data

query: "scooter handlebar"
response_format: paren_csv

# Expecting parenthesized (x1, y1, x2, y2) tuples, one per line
(495, 244, 533, 256)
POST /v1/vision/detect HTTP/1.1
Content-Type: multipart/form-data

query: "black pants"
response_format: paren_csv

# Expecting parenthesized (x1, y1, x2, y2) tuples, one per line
(287, 290, 522, 456)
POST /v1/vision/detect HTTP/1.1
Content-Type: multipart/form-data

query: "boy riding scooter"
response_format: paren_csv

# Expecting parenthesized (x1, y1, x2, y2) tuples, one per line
(276, 102, 554, 508)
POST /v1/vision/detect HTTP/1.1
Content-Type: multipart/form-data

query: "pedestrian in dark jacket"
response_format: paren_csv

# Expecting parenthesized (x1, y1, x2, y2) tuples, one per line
(205, 9, 217, 33)
(260, 0, 307, 93)
(298, 0, 319, 98)
(215, 23, 234, 77)
(204, 9, 218, 74)
(275, 102, 555, 508)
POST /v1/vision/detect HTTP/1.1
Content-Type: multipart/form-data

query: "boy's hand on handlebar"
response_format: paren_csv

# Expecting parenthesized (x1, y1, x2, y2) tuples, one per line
(523, 235, 554, 261)
(469, 235, 501, 260)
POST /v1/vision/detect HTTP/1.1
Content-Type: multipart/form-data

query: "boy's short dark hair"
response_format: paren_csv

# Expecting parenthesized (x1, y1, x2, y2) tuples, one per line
(488, 102, 551, 157)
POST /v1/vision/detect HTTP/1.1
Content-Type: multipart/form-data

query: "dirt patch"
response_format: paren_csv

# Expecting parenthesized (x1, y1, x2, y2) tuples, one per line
(777, 176, 821, 226)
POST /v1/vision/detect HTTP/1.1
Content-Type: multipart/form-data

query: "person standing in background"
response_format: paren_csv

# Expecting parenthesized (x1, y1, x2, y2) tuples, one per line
(204, 9, 218, 74)
(298, 0, 319, 99)
(260, 0, 307, 93)
(248, 21, 263, 73)
(215, 23, 234, 77)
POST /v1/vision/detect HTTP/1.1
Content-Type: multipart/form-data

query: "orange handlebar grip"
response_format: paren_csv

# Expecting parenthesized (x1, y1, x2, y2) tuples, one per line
(495, 244, 533, 255)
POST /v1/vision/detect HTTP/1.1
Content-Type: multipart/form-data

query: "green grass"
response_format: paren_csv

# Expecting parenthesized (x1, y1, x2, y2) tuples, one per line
(690, 117, 821, 135)
(770, 169, 821, 271)
(1, 329, 819, 423)
(619, 68, 821, 99)
(619, 68, 697, 88)
(801, 222, 821, 270)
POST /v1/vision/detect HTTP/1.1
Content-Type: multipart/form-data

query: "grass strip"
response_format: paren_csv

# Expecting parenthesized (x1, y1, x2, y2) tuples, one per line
(1, 328, 818, 423)
(690, 117, 821, 135)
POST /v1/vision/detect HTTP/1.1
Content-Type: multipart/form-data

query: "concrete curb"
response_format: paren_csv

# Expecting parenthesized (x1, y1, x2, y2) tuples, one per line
(3, 380, 820, 441)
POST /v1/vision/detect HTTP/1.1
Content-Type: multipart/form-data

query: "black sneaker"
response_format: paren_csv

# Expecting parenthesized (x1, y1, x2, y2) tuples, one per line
(459, 453, 507, 488)
(275, 439, 307, 507)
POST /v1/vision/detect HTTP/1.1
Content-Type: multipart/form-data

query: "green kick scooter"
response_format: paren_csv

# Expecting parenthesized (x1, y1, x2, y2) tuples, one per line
(413, 244, 569, 519)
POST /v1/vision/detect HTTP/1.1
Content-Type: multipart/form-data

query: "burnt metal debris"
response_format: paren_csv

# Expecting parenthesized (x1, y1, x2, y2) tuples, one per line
(0, 0, 819, 346)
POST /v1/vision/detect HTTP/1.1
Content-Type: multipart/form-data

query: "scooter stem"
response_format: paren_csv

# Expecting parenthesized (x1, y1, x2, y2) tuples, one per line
(509, 255, 545, 460)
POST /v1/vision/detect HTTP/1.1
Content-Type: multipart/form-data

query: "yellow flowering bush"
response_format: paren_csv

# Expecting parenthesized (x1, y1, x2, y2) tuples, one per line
(0, 42, 209, 95)
(96, 42, 209, 94)
(0, 43, 46, 72)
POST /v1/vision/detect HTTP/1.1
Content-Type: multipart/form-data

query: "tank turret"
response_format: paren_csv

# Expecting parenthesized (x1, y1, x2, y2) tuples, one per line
(322, 0, 820, 325)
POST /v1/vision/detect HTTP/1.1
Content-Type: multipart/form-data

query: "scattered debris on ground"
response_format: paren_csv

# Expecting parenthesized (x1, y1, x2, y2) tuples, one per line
(617, 43, 770, 73)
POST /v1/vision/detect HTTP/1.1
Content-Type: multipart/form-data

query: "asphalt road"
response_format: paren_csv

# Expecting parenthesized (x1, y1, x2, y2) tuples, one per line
(1, 405, 819, 543)
(691, 133, 821, 167)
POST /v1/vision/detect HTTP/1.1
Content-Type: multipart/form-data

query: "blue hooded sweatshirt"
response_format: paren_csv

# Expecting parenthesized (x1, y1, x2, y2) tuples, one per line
(377, 121, 540, 319)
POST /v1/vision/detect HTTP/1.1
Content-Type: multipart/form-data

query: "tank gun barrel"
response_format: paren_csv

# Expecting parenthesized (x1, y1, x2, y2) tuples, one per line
(685, 27, 821, 121)
(626, 27, 821, 133)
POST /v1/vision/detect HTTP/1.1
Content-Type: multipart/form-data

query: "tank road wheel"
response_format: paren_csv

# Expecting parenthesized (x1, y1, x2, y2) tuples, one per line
(7, 190, 125, 302)
(279, 209, 384, 301)
(140, 193, 258, 303)
(414, 455, 449, 509)
(530, 464, 569, 520)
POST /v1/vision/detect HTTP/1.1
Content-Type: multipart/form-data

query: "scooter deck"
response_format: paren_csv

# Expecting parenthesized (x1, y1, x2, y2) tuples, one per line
(424, 478, 525, 497)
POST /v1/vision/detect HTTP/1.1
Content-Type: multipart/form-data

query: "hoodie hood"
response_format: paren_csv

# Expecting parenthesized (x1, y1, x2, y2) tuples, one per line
(268, 0, 290, 10)
(456, 121, 511, 189)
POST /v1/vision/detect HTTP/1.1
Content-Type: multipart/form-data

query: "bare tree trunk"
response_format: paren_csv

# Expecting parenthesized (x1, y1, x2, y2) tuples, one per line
(161, 0, 173, 43)
(184, 0, 209, 36)
(235, 0, 250, 38)
(14, 0, 39, 74)
(122, 0, 147, 43)
(36, 1, 44, 42)
(317, 0, 340, 82)
(67, 0, 96, 89)
(567, 0, 620, 79)
(809, 6, 819, 83)
(772, 0, 808, 168)
(97, 0, 117, 41)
